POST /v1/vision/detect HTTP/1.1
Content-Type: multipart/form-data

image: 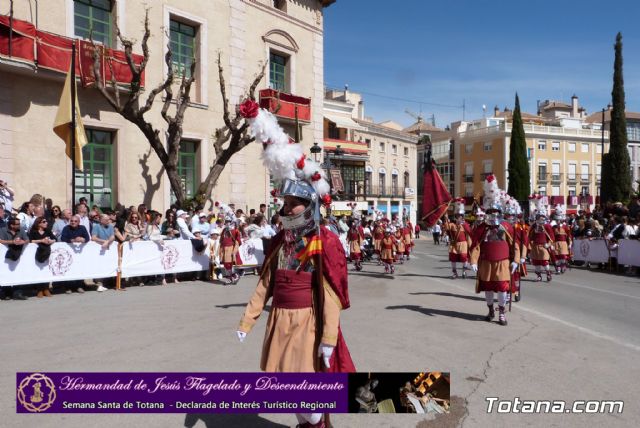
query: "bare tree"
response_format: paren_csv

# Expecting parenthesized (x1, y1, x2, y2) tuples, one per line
(91, 9, 266, 208)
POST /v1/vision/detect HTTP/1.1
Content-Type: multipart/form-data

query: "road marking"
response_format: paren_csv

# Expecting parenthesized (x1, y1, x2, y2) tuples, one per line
(552, 278, 640, 301)
(426, 275, 640, 353)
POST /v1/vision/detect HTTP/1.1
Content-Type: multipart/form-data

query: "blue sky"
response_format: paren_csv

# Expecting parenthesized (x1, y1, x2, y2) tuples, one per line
(323, 0, 640, 129)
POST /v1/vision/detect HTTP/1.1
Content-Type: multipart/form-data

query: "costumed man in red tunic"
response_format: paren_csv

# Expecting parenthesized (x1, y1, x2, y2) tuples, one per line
(502, 194, 526, 302)
(348, 218, 365, 271)
(381, 228, 397, 274)
(470, 176, 520, 326)
(403, 219, 414, 260)
(445, 198, 472, 279)
(394, 226, 406, 264)
(218, 204, 242, 285)
(472, 207, 485, 233)
(236, 99, 355, 428)
(552, 204, 572, 274)
(372, 220, 385, 265)
(528, 196, 555, 283)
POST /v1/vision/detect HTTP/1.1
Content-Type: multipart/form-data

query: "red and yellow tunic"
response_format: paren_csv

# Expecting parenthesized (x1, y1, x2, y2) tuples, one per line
(553, 224, 572, 260)
(381, 235, 396, 263)
(470, 222, 520, 293)
(373, 226, 384, 253)
(528, 224, 555, 266)
(348, 228, 364, 260)
(219, 228, 241, 269)
(446, 222, 472, 263)
(402, 226, 413, 254)
(394, 230, 406, 255)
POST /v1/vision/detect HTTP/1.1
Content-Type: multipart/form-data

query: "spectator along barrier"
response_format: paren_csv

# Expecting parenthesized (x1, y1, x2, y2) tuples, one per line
(0, 239, 264, 287)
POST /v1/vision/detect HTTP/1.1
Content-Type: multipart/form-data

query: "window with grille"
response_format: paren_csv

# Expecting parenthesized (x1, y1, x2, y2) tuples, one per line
(269, 52, 288, 92)
(74, 128, 114, 209)
(170, 20, 196, 78)
(74, 0, 113, 46)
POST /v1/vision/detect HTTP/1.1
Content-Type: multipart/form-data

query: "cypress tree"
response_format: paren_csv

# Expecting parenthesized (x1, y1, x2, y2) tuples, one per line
(601, 32, 631, 203)
(507, 93, 531, 200)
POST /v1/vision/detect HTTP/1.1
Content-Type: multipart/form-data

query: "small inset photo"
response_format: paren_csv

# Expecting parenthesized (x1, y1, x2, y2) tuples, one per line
(348, 372, 450, 414)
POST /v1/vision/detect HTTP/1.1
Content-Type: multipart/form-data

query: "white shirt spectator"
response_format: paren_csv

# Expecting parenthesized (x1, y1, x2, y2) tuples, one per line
(52, 218, 69, 241)
(176, 212, 196, 239)
(0, 182, 14, 214)
(261, 224, 276, 238)
(190, 212, 201, 231)
(432, 224, 442, 234)
(16, 211, 35, 234)
(78, 214, 91, 234)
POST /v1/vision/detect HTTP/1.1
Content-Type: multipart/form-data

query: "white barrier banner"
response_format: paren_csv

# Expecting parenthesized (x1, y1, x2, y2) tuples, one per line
(236, 238, 265, 267)
(120, 240, 210, 278)
(0, 242, 119, 286)
(617, 240, 640, 266)
(571, 239, 610, 263)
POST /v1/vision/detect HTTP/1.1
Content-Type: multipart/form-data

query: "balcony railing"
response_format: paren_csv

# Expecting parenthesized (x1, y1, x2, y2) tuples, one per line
(0, 14, 145, 86)
(567, 174, 577, 183)
(463, 174, 474, 183)
(369, 186, 405, 198)
(259, 89, 311, 122)
(457, 122, 609, 140)
(551, 173, 563, 183)
(580, 174, 591, 182)
(596, 174, 601, 183)
(537, 173, 548, 183)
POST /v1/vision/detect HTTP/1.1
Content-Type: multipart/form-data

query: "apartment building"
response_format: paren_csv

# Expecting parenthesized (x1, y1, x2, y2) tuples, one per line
(0, 0, 335, 211)
(322, 88, 419, 223)
(453, 96, 609, 212)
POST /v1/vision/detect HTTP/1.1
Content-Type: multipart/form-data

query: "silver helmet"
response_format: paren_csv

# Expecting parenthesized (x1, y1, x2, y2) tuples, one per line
(278, 178, 319, 236)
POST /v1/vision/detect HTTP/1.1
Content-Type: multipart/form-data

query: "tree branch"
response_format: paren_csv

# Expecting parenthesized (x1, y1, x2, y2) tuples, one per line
(217, 52, 234, 130)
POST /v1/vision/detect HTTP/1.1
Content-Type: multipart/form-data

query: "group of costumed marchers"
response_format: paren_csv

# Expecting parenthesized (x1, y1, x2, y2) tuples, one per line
(234, 99, 355, 428)
(368, 212, 414, 274)
(440, 176, 575, 326)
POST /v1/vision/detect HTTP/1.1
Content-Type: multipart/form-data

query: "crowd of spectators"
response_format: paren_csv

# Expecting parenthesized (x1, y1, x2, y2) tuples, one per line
(0, 178, 284, 300)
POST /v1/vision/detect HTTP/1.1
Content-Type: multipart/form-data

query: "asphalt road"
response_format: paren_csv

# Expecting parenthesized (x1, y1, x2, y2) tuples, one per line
(1, 238, 638, 427)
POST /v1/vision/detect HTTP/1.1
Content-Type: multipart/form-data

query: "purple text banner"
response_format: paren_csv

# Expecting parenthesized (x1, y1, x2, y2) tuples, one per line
(16, 372, 348, 413)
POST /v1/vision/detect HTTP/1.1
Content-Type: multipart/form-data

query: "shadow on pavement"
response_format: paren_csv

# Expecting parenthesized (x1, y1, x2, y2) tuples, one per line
(396, 273, 460, 279)
(386, 304, 484, 321)
(185, 414, 288, 427)
(350, 271, 394, 279)
(409, 291, 486, 302)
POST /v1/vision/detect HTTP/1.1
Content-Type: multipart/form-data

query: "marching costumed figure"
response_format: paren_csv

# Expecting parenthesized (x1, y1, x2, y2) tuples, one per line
(380, 228, 397, 274)
(394, 226, 406, 263)
(528, 196, 556, 282)
(552, 204, 572, 274)
(235, 99, 355, 428)
(402, 221, 414, 260)
(218, 205, 242, 285)
(445, 198, 472, 279)
(470, 175, 520, 326)
(472, 207, 486, 233)
(348, 217, 365, 272)
(503, 196, 526, 302)
(372, 221, 385, 265)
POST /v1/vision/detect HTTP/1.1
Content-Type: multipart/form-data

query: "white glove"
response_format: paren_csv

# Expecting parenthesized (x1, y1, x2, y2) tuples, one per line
(318, 343, 334, 369)
(520, 258, 525, 264)
(544, 243, 550, 249)
(511, 262, 518, 274)
(236, 331, 247, 343)
(471, 264, 478, 272)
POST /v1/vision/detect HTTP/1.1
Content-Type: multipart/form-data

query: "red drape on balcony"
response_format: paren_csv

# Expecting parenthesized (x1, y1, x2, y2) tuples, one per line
(1, 15, 144, 87)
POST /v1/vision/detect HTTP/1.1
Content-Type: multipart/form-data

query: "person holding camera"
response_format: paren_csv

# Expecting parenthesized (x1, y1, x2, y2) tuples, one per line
(0, 180, 15, 218)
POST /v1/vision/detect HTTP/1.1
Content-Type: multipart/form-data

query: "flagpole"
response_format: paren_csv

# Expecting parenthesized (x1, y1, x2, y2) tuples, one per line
(71, 41, 77, 209)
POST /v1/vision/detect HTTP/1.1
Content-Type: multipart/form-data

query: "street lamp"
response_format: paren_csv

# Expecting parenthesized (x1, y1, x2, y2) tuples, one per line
(310, 141, 322, 162)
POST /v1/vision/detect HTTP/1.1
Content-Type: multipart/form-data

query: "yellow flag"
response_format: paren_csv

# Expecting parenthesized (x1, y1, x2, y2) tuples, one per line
(53, 66, 88, 171)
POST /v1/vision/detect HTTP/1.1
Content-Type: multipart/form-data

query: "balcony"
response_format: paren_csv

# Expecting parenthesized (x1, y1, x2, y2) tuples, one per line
(580, 174, 591, 183)
(369, 186, 405, 198)
(596, 174, 601, 183)
(567, 174, 578, 184)
(463, 174, 474, 183)
(537, 173, 548, 183)
(323, 138, 368, 159)
(0, 14, 145, 86)
(259, 89, 311, 122)
(551, 173, 563, 183)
